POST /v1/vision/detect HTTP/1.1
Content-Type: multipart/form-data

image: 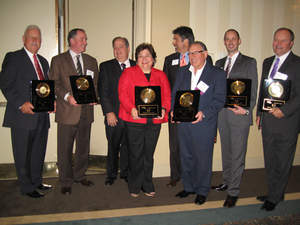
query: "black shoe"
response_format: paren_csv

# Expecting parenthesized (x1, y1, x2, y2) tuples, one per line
(257, 195, 284, 202)
(194, 195, 206, 205)
(256, 195, 267, 202)
(38, 183, 52, 191)
(223, 195, 238, 208)
(61, 186, 72, 195)
(261, 200, 276, 211)
(175, 190, 195, 198)
(211, 183, 228, 191)
(76, 179, 94, 186)
(105, 177, 115, 186)
(26, 190, 44, 198)
(120, 176, 128, 183)
(167, 179, 178, 187)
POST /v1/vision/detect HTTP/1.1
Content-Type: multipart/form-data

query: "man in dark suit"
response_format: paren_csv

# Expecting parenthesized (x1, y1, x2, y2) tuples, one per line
(212, 29, 258, 208)
(49, 28, 98, 195)
(0, 25, 52, 198)
(172, 41, 226, 205)
(98, 37, 135, 185)
(256, 27, 300, 211)
(163, 26, 213, 187)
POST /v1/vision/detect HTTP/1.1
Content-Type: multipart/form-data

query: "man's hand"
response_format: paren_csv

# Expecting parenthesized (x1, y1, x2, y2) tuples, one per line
(20, 102, 35, 114)
(157, 108, 166, 120)
(192, 111, 204, 124)
(256, 116, 260, 127)
(228, 105, 247, 115)
(269, 107, 284, 119)
(131, 108, 140, 120)
(106, 112, 118, 127)
(67, 95, 79, 106)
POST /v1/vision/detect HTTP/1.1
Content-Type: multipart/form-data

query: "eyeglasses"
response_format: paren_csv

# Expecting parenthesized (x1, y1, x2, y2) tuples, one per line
(188, 50, 205, 56)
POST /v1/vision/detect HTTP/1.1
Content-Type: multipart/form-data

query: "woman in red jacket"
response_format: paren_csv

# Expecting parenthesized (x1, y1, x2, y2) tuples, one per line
(118, 43, 171, 197)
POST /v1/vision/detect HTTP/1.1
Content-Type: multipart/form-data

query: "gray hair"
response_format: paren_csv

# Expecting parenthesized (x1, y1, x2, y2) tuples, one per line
(24, 25, 41, 36)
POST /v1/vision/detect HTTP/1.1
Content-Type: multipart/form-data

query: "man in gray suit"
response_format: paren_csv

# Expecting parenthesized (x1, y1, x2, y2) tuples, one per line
(256, 28, 300, 211)
(212, 29, 258, 207)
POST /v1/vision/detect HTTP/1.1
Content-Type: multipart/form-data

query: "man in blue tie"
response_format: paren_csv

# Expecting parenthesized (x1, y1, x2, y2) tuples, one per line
(256, 27, 300, 211)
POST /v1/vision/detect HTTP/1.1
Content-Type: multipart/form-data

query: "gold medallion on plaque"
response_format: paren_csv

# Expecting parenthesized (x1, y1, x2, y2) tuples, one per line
(231, 80, 245, 95)
(76, 77, 89, 90)
(36, 82, 50, 98)
(268, 82, 284, 98)
(140, 88, 156, 104)
(179, 92, 194, 107)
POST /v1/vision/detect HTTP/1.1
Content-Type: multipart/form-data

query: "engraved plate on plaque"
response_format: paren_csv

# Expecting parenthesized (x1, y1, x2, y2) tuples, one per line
(135, 86, 161, 118)
(31, 80, 55, 112)
(70, 75, 97, 104)
(225, 79, 251, 108)
(173, 90, 200, 122)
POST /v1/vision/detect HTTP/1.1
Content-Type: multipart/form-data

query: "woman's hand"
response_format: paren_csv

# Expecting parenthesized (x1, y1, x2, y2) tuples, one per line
(131, 108, 140, 120)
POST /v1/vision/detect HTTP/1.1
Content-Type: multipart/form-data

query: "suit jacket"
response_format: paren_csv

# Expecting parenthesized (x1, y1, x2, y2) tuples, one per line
(257, 51, 300, 133)
(99, 58, 135, 116)
(49, 51, 98, 125)
(0, 48, 50, 129)
(171, 62, 226, 128)
(118, 65, 171, 124)
(216, 53, 258, 126)
(163, 52, 213, 90)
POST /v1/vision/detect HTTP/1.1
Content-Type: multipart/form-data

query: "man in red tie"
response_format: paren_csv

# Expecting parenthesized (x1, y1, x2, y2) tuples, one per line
(0, 25, 52, 198)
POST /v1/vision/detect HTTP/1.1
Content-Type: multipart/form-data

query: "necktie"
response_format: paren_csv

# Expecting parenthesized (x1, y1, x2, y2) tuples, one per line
(121, 63, 126, 71)
(33, 54, 44, 80)
(270, 57, 280, 79)
(225, 57, 231, 78)
(180, 55, 187, 67)
(76, 55, 83, 75)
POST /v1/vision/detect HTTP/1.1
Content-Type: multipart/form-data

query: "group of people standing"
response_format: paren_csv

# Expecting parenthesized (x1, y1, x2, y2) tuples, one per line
(0, 24, 299, 213)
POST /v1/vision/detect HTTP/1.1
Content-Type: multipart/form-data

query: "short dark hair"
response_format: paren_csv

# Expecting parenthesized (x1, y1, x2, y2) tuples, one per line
(190, 41, 208, 51)
(224, 29, 240, 40)
(274, 27, 295, 41)
(172, 26, 194, 45)
(135, 43, 157, 65)
(67, 28, 86, 46)
(112, 36, 129, 48)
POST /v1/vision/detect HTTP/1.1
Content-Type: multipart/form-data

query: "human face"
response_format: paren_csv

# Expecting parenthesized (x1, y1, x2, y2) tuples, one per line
(224, 31, 241, 56)
(113, 39, 130, 62)
(188, 44, 207, 71)
(23, 28, 41, 54)
(273, 29, 293, 56)
(137, 49, 154, 73)
(70, 30, 87, 54)
(172, 34, 187, 53)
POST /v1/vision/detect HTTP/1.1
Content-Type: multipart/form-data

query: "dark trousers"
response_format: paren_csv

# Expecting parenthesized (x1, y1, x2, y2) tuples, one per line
(178, 123, 215, 196)
(11, 114, 48, 194)
(262, 122, 298, 204)
(125, 121, 161, 194)
(168, 121, 181, 181)
(57, 108, 91, 187)
(105, 118, 128, 179)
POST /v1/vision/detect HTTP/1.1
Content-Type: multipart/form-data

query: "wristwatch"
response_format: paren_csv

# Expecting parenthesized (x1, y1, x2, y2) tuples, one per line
(245, 110, 249, 115)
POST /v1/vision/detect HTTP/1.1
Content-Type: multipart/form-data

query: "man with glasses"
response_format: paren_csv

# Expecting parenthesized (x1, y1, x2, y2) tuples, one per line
(171, 41, 226, 205)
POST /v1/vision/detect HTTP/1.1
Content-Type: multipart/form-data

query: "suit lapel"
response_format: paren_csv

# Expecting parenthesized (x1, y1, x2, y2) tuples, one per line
(263, 56, 275, 79)
(113, 59, 122, 75)
(229, 53, 242, 77)
(278, 51, 294, 74)
(21, 48, 37, 80)
(66, 51, 78, 75)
